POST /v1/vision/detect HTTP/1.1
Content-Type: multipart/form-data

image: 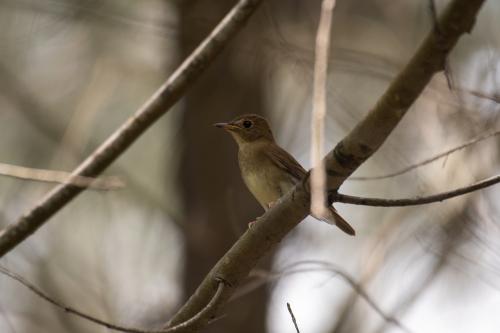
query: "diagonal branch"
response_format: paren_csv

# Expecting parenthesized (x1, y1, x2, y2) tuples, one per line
(0, 0, 263, 257)
(167, 0, 486, 330)
(336, 174, 500, 207)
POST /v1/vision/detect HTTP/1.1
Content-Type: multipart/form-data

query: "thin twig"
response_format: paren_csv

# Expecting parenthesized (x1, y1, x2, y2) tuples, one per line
(337, 174, 500, 207)
(0, 162, 124, 190)
(0, 0, 263, 258)
(311, 0, 336, 217)
(0, 265, 224, 333)
(429, 0, 454, 90)
(288, 260, 412, 333)
(0, 265, 149, 333)
(350, 130, 500, 181)
(460, 88, 500, 104)
(429, 0, 439, 24)
(163, 280, 226, 333)
(287, 302, 300, 333)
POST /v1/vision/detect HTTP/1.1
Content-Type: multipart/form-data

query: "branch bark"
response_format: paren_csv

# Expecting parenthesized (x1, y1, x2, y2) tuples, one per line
(167, 0, 486, 330)
(0, 0, 263, 257)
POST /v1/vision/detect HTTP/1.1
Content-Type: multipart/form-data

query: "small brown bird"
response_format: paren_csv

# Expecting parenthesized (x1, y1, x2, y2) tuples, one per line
(214, 114, 355, 236)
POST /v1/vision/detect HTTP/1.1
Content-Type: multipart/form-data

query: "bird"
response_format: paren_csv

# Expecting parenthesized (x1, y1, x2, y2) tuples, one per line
(214, 114, 355, 236)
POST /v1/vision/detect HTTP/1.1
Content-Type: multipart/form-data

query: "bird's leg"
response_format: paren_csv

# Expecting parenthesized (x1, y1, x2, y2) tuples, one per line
(248, 216, 263, 229)
(249, 210, 271, 228)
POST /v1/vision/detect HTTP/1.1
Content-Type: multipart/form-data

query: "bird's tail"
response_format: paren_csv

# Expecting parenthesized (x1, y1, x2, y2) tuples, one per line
(313, 207, 355, 236)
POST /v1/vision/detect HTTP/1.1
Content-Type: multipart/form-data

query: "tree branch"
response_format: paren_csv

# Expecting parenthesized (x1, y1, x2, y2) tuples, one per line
(0, 259, 408, 333)
(336, 174, 500, 207)
(311, 0, 336, 217)
(0, 162, 124, 190)
(0, 61, 185, 229)
(0, 265, 225, 333)
(462, 88, 500, 104)
(350, 130, 500, 181)
(167, 0, 485, 330)
(0, 0, 263, 257)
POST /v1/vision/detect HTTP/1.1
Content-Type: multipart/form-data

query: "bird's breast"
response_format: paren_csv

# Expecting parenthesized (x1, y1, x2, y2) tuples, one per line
(238, 146, 294, 209)
(241, 168, 280, 209)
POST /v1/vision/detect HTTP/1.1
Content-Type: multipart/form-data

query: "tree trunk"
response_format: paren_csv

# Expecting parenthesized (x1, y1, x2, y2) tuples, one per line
(178, 1, 270, 332)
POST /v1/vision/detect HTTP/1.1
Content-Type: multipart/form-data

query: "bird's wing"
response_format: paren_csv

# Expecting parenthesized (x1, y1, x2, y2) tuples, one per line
(264, 144, 307, 182)
(265, 144, 356, 236)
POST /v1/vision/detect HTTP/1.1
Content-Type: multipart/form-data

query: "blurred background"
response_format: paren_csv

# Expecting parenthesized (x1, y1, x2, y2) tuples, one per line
(0, 0, 499, 332)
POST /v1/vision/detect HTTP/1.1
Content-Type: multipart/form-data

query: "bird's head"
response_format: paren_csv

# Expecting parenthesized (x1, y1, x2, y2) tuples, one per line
(214, 114, 275, 145)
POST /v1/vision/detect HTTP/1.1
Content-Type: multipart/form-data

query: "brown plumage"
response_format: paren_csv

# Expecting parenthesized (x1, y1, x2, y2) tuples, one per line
(214, 114, 355, 236)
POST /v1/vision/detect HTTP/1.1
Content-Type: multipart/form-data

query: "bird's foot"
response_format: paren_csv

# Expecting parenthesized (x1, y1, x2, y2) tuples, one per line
(248, 215, 264, 229)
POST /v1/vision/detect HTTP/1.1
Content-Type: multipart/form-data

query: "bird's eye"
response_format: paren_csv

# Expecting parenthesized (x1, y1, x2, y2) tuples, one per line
(242, 120, 253, 129)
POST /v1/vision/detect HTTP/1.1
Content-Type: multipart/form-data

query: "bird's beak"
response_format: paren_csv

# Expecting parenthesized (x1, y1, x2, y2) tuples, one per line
(214, 122, 238, 131)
